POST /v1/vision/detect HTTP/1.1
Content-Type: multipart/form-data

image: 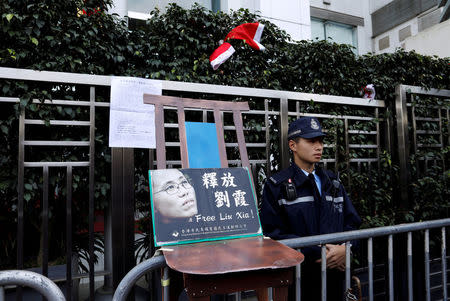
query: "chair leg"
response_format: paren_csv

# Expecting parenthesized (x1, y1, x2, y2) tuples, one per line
(162, 268, 185, 301)
(272, 286, 289, 301)
(255, 288, 269, 301)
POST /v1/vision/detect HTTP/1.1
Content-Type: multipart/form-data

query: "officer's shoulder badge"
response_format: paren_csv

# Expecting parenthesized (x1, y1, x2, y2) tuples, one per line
(270, 169, 292, 185)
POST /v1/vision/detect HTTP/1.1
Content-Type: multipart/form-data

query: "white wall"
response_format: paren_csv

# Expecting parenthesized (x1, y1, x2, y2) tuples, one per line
(373, 18, 419, 54)
(356, 0, 373, 54)
(260, 0, 311, 41)
(226, 0, 311, 41)
(109, 0, 127, 18)
(404, 19, 450, 58)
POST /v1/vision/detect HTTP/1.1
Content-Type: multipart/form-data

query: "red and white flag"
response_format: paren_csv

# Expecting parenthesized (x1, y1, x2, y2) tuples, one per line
(210, 42, 236, 71)
(209, 22, 265, 70)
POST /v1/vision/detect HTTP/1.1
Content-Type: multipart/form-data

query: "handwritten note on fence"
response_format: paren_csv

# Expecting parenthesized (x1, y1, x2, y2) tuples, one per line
(109, 76, 161, 148)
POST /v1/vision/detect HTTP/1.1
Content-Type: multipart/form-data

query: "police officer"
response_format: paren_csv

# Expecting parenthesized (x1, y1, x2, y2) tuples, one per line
(260, 116, 361, 301)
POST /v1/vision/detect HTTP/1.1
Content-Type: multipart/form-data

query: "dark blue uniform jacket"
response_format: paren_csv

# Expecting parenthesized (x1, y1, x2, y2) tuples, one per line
(260, 164, 361, 261)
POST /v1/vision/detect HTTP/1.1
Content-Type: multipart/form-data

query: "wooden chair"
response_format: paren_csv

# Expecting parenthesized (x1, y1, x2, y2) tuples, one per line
(143, 94, 303, 301)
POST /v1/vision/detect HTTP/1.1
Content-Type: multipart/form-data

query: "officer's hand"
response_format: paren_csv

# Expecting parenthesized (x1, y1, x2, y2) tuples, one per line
(315, 244, 346, 271)
(326, 244, 346, 271)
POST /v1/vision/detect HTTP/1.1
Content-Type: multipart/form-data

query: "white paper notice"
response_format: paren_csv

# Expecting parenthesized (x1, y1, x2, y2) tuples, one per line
(109, 77, 162, 148)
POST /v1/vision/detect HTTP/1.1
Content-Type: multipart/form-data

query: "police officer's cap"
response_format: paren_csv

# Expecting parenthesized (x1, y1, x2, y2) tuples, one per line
(287, 117, 326, 140)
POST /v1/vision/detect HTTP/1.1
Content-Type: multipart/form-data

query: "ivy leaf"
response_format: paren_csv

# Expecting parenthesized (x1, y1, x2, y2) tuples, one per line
(0, 180, 9, 190)
(64, 107, 73, 116)
(6, 13, 14, 22)
(30, 37, 39, 46)
(0, 125, 8, 135)
(36, 19, 45, 28)
(19, 98, 28, 107)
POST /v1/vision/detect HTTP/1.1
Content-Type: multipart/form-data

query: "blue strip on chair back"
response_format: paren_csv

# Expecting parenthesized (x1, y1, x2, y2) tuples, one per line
(185, 122, 221, 168)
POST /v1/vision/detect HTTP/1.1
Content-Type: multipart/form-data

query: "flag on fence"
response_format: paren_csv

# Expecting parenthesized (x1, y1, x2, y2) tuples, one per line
(210, 22, 265, 70)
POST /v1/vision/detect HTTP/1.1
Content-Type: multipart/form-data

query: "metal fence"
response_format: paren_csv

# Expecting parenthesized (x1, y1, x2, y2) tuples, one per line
(395, 85, 450, 208)
(0, 67, 449, 300)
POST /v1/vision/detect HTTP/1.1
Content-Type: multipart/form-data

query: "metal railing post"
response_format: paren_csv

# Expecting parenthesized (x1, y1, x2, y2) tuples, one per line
(88, 86, 96, 299)
(407, 232, 413, 301)
(264, 99, 271, 178)
(388, 234, 394, 301)
(345, 241, 351, 292)
(111, 147, 136, 289)
(442, 227, 447, 301)
(425, 229, 430, 301)
(321, 245, 327, 301)
(42, 166, 49, 277)
(280, 98, 289, 170)
(368, 237, 373, 301)
(296, 249, 301, 301)
(16, 108, 25, 301)
(394, 85, 410, 208)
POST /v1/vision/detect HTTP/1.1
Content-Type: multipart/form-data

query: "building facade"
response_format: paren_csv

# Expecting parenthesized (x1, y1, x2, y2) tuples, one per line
(371, 0, 449, 57)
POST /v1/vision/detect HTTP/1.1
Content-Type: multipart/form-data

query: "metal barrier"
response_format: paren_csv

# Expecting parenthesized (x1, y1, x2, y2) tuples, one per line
(113, 218, 450, 301)
(0, 270, 66, 301)
(112, 255, 166, 301)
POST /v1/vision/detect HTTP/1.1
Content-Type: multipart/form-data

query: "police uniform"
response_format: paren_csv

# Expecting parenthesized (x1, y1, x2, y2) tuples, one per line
(260, 117, 361, 301)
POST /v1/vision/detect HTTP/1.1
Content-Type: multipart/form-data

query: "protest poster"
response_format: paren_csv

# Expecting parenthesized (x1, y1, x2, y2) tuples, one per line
(149, 167, 262, 246)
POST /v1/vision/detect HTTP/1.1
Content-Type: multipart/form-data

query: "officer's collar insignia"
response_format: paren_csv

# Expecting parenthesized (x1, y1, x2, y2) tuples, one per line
(311, 119, 319, 130)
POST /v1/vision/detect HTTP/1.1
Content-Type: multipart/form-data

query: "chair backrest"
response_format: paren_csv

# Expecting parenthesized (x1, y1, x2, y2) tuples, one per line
(143, 94, 250, 170)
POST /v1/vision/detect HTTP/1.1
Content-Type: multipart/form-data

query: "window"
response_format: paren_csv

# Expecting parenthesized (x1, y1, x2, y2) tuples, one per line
(126, 0, 218, 29)
(127, 0, 214, 17)
(211, 0, 220, 12)
(311, 17, 358, 53)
